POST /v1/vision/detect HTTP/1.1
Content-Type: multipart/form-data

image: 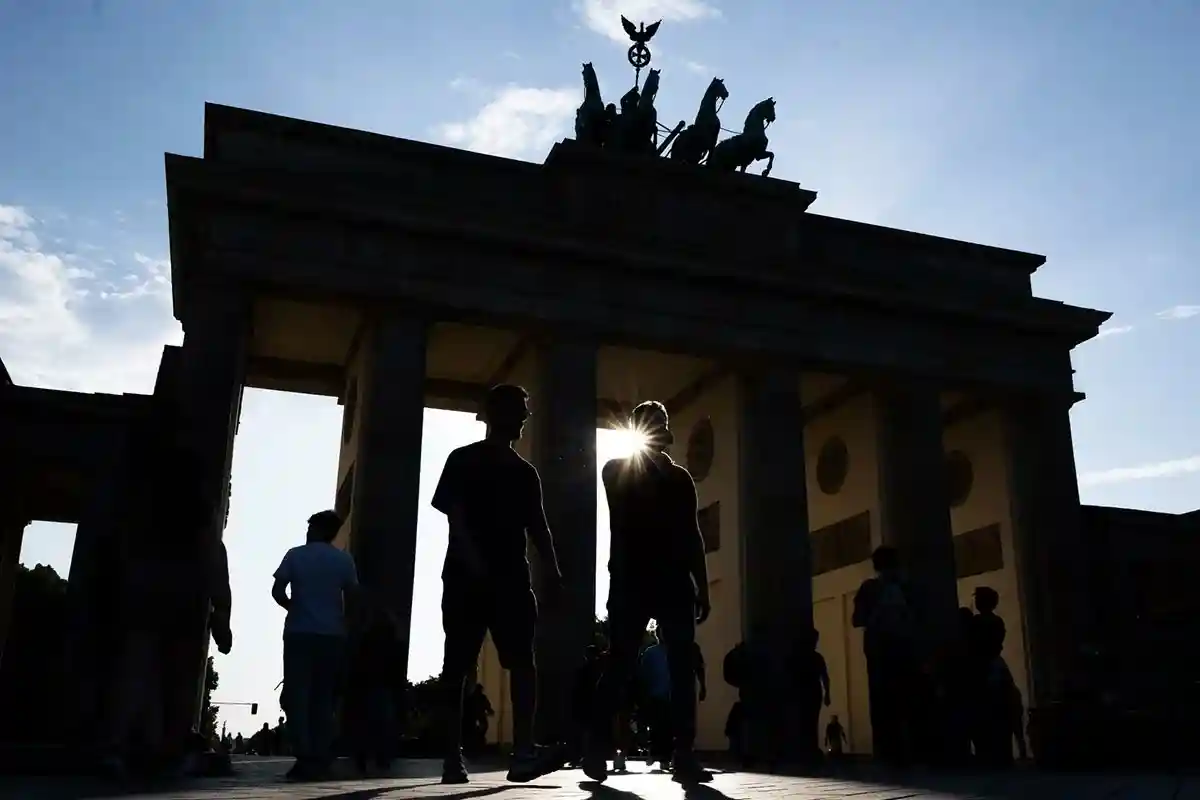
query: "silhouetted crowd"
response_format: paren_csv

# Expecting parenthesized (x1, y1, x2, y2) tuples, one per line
(103, 384, 1029, 784)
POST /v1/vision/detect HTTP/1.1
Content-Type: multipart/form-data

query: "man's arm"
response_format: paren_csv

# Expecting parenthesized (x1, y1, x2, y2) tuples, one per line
(819, 654, 831, 704)
(210, 540, 233, 654)
(272, 568, 292, 614)
(695, 644, 708, 700)
(681, 471, 710, 621)
(526, 468, 561, 580)
(851, 580, 875, 628)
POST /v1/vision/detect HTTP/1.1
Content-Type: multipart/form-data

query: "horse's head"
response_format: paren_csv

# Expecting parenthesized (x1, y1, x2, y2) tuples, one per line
(709, 77, 729, 102)
(747, 97, 776, 129)
(643, 68, 661, 101)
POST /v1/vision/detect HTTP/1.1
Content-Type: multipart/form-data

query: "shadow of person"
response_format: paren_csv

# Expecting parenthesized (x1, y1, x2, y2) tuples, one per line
(578, 783, 642, 800)
(578, 780, 733, 800)
(318, 785, 560, 800)
(681, 782, 734, 800)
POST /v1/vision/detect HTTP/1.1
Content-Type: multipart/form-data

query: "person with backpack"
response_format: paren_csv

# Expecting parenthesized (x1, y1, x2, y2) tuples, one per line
(852, 546, 917, 765)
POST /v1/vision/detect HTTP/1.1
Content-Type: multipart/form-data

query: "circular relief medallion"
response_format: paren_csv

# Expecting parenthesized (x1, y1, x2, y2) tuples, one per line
(686, 418, 715, 483)
(816, 436, 849, 495)
(945, 449, 974, 508)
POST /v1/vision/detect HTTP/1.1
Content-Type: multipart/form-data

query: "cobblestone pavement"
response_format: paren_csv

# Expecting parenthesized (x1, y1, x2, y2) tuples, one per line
(3, 757, 1199, 800)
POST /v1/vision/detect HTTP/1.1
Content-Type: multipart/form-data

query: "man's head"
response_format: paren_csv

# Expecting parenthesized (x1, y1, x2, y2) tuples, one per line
(973, 586, 999, 613)
(630, 400, 672, 451)
(306, 509, 343, 543)
(871, 545, 900, 574)
(481, 384, 530, 442)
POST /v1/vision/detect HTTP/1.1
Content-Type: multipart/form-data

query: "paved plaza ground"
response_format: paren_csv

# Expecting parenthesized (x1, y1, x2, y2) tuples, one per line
(3, 757, 1198, 800)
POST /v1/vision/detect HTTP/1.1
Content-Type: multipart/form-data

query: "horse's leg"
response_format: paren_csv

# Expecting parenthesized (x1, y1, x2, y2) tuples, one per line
(761, 151, 775, 178)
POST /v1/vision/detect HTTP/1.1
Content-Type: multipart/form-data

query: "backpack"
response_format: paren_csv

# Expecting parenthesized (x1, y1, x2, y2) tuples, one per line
(867, 578, 914, 644)
(723, 643, 747, 688)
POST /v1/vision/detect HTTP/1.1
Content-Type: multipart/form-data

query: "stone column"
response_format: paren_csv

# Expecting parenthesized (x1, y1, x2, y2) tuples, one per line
(173, 285, 250, 734)
(0, 517, 29, 670)
(1003, 394, 1086, 709)
(348, 315, 428, 677)
(530, 338, 597, 742)
(64, 437, 132, 745)
(875, 382, 960, 655)
(737, 366, 811, 759)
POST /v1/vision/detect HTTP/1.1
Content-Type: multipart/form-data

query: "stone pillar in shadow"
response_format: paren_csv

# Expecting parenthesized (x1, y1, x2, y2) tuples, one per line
(347, 315, 428, 681)
(64, 434, 133, 747)
(530, 338, 597, 743)
(875, 382, 959, 657)
(171, 286, 250, 738)
(737, 366, 812, 761)
(1003, 393, 1086, 710)
(0, 517, 29, 671)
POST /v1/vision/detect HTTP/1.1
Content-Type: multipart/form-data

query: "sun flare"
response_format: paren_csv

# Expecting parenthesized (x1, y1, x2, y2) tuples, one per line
(606, 425, 649, 459)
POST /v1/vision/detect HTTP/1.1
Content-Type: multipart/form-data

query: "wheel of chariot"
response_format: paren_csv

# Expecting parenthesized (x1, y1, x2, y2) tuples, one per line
(627, 43, 651, 68)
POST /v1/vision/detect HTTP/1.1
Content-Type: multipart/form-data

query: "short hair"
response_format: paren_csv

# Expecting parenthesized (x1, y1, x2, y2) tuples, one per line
(974, 586, 999, 609)
(630, 400, 669, 429)
(871, 545, 899, 572)
(307, 509, 343, 541)
(483, 384, 529, 419)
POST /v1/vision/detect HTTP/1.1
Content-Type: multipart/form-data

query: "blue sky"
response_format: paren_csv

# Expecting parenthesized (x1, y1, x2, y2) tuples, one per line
(2, 0, 1197, 734)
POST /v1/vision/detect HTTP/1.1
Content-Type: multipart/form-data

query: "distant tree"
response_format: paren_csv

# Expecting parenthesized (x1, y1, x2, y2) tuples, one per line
(199, 656, 220, 741)
(0, 564, 69, 742)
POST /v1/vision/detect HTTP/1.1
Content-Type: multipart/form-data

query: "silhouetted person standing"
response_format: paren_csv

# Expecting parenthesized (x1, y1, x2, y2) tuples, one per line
(825, 715, 847, 760)
(583, 401, 712, 784)
(788, 628, 831, 762)
(968, 587, 1018, 767)
(432, 384, 564, 785)
(271, 509, 357, 780)
(345, 595, 403, 774)
(462, 683, 494, 755)
(852, 546, 917, 766)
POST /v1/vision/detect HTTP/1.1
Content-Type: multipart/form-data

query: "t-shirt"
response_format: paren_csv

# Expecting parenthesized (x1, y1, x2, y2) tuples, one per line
(603, 452, 698, 593)
(431, 440, 547, 586)
(273, 542, 358, 637)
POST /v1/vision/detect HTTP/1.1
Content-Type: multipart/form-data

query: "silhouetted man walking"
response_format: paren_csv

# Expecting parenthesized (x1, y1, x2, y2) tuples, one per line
(271, 509, 358, 780)
(432, 384, 564, 785)
(583, 401, 712, 784)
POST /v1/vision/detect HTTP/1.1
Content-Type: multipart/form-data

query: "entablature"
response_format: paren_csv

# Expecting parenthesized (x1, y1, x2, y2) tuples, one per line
(191, 104, 1105, 335)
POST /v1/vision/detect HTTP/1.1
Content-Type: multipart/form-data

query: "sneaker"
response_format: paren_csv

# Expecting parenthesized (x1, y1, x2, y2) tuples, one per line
(507, 744, 567, 783)
(671, 750, 713, 784)
(441, 755, 469, 785)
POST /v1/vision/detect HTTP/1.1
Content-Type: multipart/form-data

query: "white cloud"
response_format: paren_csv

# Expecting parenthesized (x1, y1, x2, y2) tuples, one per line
(0, 204, 180, 394)
(1156, 304, 1200, 320)
(436, 85, 579, 159)
(682, 59, 710, 75)
(1093, 323, 1134, 339)
(98, 251, 171, 301)
(576, 0, 720, 44)
(1079, 455, 1200, 487)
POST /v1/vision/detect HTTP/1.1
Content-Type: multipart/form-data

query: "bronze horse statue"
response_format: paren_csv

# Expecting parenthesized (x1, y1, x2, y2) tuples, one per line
(611, 68, 660, 155)
(706, 97, 776, 177)
(669, 77, 728, 165)
(575, 62, 609, 146)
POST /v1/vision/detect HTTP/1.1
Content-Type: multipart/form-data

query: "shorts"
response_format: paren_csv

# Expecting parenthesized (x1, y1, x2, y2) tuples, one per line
(442, 579, 538, 674)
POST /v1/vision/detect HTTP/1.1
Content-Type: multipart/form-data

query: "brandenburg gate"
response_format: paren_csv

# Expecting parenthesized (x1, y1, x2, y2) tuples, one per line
(31, 41, 1110, 756)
